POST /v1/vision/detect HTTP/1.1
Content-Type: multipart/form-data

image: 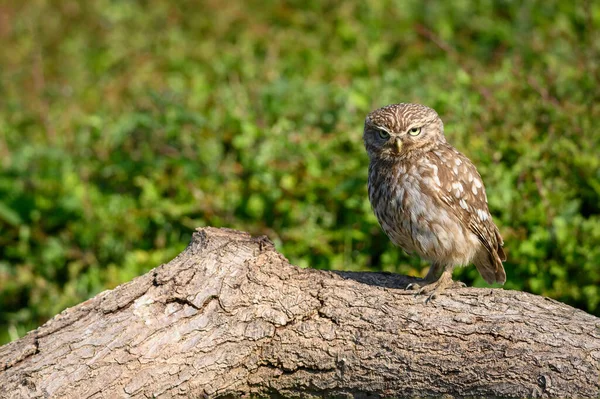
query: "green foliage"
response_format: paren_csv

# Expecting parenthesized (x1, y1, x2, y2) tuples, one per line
(0, 0, 599, 344)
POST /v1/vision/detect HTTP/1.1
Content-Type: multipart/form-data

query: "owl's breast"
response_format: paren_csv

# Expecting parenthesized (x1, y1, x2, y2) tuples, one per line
(368, 161, 417, 252)
(368, 160, 479, 264)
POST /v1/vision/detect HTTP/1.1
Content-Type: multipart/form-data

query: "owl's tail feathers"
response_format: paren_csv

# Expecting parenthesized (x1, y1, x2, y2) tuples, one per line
(495, 229, 507, 262)
(475, 250, 506, 285)
(479, 228, 507, 284)
(492, 255, 507, 284)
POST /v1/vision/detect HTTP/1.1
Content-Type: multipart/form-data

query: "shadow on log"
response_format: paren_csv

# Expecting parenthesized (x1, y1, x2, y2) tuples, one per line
(1, 227, 599, 398)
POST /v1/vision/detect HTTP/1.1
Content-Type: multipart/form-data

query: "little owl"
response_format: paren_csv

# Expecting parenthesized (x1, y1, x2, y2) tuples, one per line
(363, 103, 506, 300)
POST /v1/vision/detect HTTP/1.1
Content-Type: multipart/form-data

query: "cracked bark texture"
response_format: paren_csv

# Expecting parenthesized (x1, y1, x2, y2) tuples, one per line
(1, 227, 599, 398)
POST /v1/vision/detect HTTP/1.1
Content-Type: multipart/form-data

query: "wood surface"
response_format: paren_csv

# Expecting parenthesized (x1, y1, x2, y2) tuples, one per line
(1, 227, 599, 398)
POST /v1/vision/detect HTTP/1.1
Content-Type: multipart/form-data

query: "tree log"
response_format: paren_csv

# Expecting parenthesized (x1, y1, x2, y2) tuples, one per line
(1, 227, 599, 398)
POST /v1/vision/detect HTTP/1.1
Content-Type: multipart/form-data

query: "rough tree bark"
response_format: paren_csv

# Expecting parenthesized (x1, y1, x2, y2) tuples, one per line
(1, 228, 599, 398)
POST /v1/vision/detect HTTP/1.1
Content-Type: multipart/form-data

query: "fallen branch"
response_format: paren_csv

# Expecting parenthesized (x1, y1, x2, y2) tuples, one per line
(1, 227, 599, 398)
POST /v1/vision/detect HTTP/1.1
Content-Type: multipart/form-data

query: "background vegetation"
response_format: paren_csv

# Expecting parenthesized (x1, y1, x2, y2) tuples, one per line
(0, 0, 599, 345)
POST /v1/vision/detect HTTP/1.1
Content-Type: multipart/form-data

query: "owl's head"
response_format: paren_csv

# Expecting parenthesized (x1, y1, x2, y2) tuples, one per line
(363, 103, 445, 161)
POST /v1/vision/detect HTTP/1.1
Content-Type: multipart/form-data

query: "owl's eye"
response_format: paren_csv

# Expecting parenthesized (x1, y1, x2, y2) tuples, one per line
(408, 127, 421, 136)
(377, 129, 390, 140)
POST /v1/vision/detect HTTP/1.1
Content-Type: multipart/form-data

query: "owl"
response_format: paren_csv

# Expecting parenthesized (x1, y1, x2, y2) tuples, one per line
(363, 103, 506, 300)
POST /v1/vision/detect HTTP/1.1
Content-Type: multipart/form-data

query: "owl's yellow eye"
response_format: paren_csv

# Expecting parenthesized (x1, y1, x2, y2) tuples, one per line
(377, 129, 390, 140)
(408, 127, 421, 136)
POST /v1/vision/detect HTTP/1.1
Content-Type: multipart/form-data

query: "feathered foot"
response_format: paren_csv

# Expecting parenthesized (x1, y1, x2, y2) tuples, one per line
(405, 269, 465, 303)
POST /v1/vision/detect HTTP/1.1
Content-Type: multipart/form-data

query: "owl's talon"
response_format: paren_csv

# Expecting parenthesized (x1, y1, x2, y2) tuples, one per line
(405, 282, 421, 291)
(410, 270, 458, 302)
(416, 286, 438, 304)
(424, 293, 436, 305)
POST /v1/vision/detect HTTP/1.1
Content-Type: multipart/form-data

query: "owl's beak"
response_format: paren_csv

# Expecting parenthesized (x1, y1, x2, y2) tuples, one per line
(395, 138, 402, 153)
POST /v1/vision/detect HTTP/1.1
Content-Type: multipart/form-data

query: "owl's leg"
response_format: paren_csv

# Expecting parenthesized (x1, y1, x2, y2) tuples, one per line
(404, 262, 444, 290)
(406, 264, 464, 302)
(423, 262, 446, 283)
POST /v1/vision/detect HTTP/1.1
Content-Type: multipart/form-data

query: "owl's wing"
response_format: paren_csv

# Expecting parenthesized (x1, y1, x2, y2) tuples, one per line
(426, 145, 506, 283)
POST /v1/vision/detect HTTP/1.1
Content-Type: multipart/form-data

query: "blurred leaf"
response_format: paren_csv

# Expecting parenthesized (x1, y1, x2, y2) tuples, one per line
(0, 202, 21, 226)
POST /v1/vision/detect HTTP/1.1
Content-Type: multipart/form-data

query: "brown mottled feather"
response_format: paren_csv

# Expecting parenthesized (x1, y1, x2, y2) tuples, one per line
(427, 145, 506, 283)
